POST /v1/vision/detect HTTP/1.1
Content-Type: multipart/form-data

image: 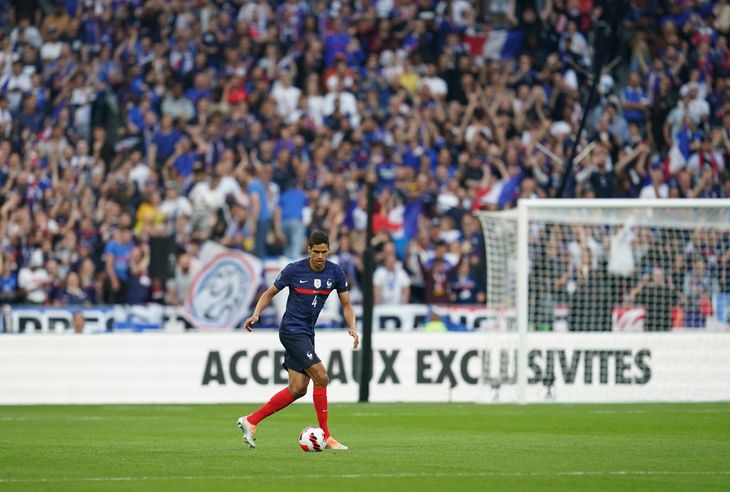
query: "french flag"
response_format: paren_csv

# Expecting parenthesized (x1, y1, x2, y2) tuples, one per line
(482, 30, 524, 60)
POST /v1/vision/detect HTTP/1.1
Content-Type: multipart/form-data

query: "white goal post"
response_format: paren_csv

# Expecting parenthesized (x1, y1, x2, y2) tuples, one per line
(476, 199, 730, 403)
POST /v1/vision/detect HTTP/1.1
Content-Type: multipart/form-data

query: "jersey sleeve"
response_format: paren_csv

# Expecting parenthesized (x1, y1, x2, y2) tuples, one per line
(334, 264, 349, 293)
(274, 263, 294, 290)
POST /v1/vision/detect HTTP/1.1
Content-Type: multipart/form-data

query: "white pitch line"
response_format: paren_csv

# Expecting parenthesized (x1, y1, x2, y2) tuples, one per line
(1, 470, 729, 483)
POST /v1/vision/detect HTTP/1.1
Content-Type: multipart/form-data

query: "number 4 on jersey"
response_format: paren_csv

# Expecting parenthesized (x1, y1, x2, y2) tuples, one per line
(312, 295, 317, 307)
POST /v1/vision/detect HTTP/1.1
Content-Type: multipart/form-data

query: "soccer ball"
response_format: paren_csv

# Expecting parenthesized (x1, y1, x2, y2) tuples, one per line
(299, 426, 326, 452)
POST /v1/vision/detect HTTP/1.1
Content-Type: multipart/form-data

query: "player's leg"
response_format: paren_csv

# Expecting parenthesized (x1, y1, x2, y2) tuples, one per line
(238, 333, 314, 448)
(304, 362, 330, 437)
(305, 362, 347, 450)
(249, 369, 309, 423)
(238, 370, 309, 448)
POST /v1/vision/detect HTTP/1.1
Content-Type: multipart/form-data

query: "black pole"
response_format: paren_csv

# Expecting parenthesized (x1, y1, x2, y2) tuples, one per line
(358, 172, 376, 402)
(556, 12, 618, 198)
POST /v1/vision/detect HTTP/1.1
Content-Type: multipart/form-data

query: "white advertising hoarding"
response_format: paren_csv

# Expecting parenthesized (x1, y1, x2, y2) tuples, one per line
(0, 332, 729, 404)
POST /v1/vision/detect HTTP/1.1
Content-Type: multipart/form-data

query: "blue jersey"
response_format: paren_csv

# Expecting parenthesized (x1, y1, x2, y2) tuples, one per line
(274, 259, 348, 335)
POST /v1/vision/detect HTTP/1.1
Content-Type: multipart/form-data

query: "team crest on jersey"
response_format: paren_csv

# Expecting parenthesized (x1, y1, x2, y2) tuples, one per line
(314, 279, 321, 289)
(326, 279, 332, 288)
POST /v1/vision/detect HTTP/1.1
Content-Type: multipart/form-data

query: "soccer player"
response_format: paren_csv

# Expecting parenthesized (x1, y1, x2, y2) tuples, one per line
(237, 230, 359, 450)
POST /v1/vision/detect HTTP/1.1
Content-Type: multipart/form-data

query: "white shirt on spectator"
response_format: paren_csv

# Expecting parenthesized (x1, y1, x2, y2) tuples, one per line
(307, 95, 326, 127)
(160, 196, 193, 218)
(376, 0, 394, 18)
(608, 225, 635, 277)
(688, 97, 710, 122)
(10, 26, 42, 49)
(271, 81, 301, 118)
(325, 72, 355, 92)
(18, 267, 49, 304)
(190, 181, 226, 212)
(71, 86, 96, 130)
(639, 183, 669, 199)
(129, 162, 150, 191)
(373, 264, 411, 305)
(323, 90, 360, 127)
(218, 175, 242, 199)
(40, 41, 63, 61)
(2, 72, 32, 111)
(418, 76, 448, 98)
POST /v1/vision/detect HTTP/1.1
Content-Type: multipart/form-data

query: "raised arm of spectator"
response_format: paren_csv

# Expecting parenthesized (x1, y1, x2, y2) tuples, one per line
(456, 93, 478, 142)
(688, 167, 713, 199)
(506, 0, 519, 26)
(511, 92, 525, 131)
(629, 273, 651, 303)
(614, 143, 648, 175)
(540, 0, 554, 21)
(139, 243, 150, 272)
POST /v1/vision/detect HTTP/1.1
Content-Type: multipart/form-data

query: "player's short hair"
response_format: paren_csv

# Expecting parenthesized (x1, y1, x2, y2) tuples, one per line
(309, 230, 329, 247)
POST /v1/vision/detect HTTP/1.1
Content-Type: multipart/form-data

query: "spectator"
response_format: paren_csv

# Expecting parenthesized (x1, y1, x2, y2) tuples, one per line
(221, 201, 254, 252)
(125, 244, 151, 305)
(630, 267, 680, 332)
(449, 260, 485, 305)
(103, 226, 134, 304)
(72, 311, 85, 334)
(683, 257, 719, 327)
(639, 161, 670, 199)
(276, 179, 308, 258)
(0, 257, 18, 304)
(18, 250, 49, 305)
(58, 271, 89, 306)
(166, 252, 197, 307)
(373, 253, 411, 306)
(418, 240, 461, 305)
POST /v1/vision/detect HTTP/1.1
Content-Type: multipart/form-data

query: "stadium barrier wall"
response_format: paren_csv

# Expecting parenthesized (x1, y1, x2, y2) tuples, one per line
(1, 332, 729, 404)
(5, 302, 730, 333)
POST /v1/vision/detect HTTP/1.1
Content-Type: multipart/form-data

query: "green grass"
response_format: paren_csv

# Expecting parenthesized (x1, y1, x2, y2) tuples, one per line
(0, 403, 729, 491)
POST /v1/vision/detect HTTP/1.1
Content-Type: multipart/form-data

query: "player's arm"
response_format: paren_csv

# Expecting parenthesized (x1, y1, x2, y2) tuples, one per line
(338, 290, 359, 349)
(243, 285, 281, 332)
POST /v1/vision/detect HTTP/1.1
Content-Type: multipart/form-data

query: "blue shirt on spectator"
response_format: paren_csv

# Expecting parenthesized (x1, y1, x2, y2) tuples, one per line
(104, 240, 133, 282)
(0, 273, 17, 294)
(621, 85, 648, 123)
(174, 152, 197, 178)
(154, 129, 182, 162)
(248, 179, 271, 222)
(279, 188, 307, 221)
(324, 32, 349, 67)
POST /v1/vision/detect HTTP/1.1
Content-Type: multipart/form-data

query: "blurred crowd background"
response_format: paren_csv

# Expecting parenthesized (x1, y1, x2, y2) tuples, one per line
(0, 0, 728, 312)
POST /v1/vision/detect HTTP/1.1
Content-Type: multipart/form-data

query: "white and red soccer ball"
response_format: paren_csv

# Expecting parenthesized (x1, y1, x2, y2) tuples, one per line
(299, 426, 326, 452)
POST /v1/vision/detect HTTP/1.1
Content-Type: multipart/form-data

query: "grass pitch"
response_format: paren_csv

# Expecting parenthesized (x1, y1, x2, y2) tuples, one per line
(0, 403, 728, 491)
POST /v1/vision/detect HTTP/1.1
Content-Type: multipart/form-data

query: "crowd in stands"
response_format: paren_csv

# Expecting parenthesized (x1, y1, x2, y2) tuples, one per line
(0, 0, 728, 313)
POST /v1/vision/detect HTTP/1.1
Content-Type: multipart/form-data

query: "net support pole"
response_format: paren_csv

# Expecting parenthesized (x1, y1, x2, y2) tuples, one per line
(516, 199, 530, 404)
(358, 176, 376, 403)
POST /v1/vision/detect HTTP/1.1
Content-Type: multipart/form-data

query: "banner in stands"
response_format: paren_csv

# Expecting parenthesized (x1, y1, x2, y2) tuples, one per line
(182, 242, 263, 330)
(1, 332, 728, 404)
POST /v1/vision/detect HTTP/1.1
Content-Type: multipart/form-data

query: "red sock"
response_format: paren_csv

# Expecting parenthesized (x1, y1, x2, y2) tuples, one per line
(313, 386, 330, 439)
(248, 388, 296, 425)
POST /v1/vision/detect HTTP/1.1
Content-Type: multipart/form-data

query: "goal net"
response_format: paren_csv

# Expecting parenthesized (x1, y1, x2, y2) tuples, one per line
(477, 199, 730, 333)
(475, 199, 730, 403)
